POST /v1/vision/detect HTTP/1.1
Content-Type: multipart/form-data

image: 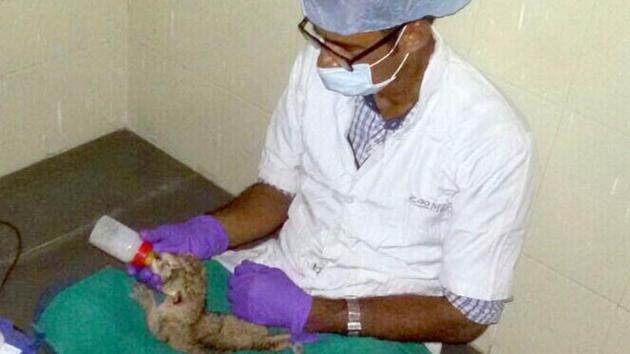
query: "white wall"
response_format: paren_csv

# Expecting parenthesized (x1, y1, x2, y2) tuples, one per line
(437, 1, 630, 352)
(127, 0, 302, 193)
(0, 0, 128, 177)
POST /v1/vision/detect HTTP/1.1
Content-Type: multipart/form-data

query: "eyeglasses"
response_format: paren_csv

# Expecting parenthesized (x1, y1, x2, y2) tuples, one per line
(298, 17, 403, 72)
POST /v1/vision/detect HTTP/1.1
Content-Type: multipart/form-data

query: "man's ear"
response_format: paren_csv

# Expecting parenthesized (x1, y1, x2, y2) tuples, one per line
(399, 19, 433, 53)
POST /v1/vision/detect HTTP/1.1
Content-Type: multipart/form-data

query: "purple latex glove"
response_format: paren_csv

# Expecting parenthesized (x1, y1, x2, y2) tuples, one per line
(228, 261, 316, 341)
(140, 215, 229, 259)
(126, 264, 162, 291)
(0, 316, 37, 354)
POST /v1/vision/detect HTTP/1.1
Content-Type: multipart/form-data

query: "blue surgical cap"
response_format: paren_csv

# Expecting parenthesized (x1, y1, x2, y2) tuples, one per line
(301, 0, 472, 35)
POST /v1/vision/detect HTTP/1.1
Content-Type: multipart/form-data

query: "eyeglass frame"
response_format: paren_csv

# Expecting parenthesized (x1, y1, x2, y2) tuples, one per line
(298, 17, 405, 72)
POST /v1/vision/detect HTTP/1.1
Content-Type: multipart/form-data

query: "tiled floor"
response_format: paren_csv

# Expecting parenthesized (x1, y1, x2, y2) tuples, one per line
(0, 130, 478, 354)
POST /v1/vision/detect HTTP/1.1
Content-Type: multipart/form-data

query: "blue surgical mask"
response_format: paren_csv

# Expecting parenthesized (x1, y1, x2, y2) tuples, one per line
(317, 26, 410, 97)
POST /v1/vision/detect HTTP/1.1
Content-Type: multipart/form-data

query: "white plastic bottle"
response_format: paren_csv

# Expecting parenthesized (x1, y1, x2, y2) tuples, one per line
(89, 215, 155, 266)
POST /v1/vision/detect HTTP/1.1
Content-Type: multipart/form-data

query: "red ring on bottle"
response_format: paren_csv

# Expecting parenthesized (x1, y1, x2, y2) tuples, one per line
(132, 241, 153, 267)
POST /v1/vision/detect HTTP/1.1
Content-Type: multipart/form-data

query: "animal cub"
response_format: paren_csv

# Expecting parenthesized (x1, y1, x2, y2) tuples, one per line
(132, 253, 292, 354)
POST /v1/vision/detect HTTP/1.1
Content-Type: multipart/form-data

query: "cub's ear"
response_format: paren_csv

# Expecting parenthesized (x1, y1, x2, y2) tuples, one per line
(182, 253, 206, 274)
(162, 253, 187, 269)
(182, 253, 197, 263)
(159, 252, 177, 263)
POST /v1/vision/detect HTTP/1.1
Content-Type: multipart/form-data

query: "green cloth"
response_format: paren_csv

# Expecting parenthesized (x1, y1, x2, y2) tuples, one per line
(35, 261, 430, 354)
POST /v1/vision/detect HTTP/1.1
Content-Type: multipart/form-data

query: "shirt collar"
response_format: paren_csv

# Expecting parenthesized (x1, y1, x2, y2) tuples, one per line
(418, 26, 448, 106)
(361, 95, 407, 130)
(387, 25, 450, 132)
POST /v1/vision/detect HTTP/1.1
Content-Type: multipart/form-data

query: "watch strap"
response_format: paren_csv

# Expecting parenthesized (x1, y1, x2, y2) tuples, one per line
(346, 298, 362, 336)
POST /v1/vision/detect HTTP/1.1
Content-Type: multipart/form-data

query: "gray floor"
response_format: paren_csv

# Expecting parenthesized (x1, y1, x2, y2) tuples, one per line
(0, 130, 477, 354)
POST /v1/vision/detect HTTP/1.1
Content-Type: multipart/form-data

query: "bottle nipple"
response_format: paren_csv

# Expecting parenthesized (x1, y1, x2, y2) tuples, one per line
(131, 241, 155, 267)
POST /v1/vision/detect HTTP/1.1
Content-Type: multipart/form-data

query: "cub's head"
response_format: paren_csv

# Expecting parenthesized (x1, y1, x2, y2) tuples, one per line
(150, 253, 206, 302)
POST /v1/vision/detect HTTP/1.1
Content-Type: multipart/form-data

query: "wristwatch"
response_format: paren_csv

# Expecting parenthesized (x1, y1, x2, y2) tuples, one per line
(346, 299, 362, 336)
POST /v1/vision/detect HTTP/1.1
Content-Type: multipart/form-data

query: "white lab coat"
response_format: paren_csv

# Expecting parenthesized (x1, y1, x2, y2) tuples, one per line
(216, 28, 534, 353)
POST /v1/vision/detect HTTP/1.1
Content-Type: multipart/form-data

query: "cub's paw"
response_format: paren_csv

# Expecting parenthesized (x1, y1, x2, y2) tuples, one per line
(131, 283, 154, 308)
(267, 334, 293, 352)
(291, 343, 305, 354)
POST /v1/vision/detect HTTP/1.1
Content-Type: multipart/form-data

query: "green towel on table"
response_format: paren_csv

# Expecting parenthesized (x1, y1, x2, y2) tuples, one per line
(35, 261, 430, 354)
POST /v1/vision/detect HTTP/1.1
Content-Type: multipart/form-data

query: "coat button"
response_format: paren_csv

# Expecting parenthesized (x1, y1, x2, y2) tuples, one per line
(312, 263, 323, 274)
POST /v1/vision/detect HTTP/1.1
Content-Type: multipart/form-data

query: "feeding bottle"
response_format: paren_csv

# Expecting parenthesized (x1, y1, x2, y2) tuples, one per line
(89, 215, 155, 267)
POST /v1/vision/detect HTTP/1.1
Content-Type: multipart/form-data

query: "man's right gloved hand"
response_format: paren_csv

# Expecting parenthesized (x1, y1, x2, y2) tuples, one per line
(140, 215, 229, 259)
(127, 215, 229, 289)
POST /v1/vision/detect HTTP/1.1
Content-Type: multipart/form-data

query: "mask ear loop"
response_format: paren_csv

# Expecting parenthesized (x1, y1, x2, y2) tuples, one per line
(389, 52, 410, 78)
(370, 25, 408, 68)
(369, 25, 411, 86)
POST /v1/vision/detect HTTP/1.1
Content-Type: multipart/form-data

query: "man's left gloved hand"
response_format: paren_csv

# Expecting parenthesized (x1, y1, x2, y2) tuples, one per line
(228, 261, 316, 341)
(127, 264, 162, 291)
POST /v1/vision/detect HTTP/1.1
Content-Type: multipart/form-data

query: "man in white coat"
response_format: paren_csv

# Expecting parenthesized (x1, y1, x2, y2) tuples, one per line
(133, 1, 535, 352)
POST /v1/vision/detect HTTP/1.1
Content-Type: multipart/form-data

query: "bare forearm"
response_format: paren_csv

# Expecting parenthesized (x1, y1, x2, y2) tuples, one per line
(305, 295, 487, 344)
(208, 183, 291, 247)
